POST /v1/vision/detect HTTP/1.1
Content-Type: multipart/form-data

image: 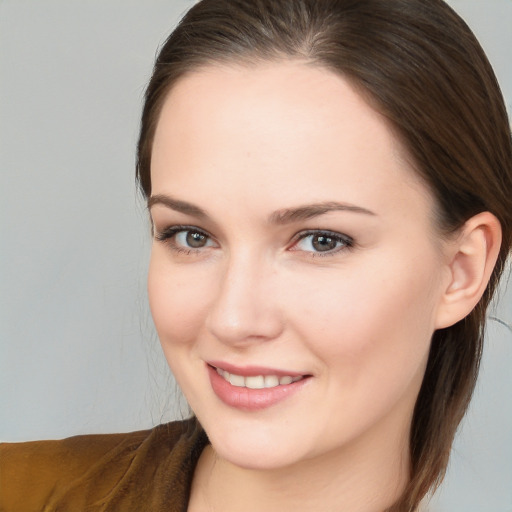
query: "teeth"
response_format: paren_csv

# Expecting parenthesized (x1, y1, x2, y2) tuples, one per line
(246, 376, 265, 389)
(216, 368, 303, 388)
(229, 373, 245, 387)
(264, 375, 279, 388)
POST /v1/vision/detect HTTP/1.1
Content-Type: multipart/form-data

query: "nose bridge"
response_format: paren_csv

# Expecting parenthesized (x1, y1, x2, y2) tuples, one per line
(206, 247, 282, 345)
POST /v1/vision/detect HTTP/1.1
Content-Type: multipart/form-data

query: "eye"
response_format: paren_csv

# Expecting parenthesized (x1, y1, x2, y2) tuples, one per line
(291, 230, 353, 255)
(154, 225, 216, 253)
(175, 230, 211, 249)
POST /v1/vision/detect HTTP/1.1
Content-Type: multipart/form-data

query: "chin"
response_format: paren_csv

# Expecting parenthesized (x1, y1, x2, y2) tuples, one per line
(211, 434, 306, 471)
(196, 411, 311, 470)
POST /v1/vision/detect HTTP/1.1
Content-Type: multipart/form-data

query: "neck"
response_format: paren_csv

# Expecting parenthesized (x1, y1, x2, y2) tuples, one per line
(188, 413, 411, 512)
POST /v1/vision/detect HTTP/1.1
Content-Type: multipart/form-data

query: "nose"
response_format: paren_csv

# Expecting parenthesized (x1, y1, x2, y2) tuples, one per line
(205, 251, 284, 347)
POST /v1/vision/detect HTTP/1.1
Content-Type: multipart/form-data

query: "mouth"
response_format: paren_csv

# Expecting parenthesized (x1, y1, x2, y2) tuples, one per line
(213, 366, 304, 389)
(206, 362, 311, 411)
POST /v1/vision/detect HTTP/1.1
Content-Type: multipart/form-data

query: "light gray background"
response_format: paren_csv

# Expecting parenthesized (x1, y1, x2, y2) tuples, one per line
(0, 1, 511, 511)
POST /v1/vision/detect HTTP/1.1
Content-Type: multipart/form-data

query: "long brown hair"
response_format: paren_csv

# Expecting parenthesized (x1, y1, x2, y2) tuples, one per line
(136, 1, 512, 509)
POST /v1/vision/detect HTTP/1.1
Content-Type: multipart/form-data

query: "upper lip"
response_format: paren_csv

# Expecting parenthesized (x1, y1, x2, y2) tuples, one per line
(207, 361, 307, 378)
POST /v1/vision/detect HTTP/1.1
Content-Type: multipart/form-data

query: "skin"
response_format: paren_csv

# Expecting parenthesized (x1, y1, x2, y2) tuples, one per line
(147, 61, 461, 511)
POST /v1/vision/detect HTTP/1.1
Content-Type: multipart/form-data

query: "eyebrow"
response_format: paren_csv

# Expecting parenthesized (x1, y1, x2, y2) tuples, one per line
(148, 194, 376, 223)
(148, 194, 208, 218)
(269, 201, 376, 224)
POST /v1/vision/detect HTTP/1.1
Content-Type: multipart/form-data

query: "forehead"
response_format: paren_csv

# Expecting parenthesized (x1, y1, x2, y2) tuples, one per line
(150, 61, 432, 223)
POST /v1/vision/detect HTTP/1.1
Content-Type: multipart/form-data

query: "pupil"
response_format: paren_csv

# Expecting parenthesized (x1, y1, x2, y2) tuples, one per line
(186, 231, 206, 248)
(312, 235, 336, 252)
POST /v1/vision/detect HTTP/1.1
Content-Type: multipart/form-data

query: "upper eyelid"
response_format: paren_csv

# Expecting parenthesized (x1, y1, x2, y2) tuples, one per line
(154, 225, 350, 238)
(292, 229, 353, 244)
(294, 228, 351, 238)
(154, 224, 212, 238)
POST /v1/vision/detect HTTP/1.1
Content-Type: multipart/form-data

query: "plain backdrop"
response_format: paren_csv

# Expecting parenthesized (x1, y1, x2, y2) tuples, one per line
(0, 1, 511, 511)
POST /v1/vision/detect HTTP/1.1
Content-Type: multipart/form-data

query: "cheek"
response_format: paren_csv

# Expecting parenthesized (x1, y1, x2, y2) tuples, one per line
(283, 252, 440, 386)
(147, 249, 212, 349)
(281, 257, 440, 444)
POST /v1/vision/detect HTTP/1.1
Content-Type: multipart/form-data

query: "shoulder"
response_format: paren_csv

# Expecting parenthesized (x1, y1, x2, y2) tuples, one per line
(0, 418, 206, 512)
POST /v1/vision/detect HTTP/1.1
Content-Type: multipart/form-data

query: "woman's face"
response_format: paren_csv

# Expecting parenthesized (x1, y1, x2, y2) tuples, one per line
(148, 62, 450, 470)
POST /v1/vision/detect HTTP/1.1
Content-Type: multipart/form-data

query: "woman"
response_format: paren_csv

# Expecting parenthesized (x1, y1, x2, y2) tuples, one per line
(1, 0, 511, 511)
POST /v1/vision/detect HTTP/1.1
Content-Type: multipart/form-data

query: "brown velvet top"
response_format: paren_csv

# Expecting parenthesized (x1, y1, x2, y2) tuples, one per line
(0, 418, 208, 512)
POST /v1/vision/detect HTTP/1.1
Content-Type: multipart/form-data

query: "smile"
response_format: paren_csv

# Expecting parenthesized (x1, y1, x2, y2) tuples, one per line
(215, 367, 304, 389)
(207, 363, 310, 411)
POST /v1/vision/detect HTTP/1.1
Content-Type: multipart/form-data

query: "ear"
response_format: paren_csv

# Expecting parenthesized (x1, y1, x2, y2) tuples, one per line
(435, 212, 502, 330)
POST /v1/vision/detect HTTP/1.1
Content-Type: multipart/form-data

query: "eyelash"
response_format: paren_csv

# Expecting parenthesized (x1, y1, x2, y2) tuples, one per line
(154, 225, 213, 255)
(154, 225, 354, 257)
(291, 229, 354, 257)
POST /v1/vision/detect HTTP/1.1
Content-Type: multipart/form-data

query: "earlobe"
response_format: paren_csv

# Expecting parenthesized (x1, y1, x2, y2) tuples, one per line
(435, 212, 502, 330)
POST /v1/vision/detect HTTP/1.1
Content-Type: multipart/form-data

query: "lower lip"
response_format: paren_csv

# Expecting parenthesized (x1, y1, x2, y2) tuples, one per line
(207, 365, 309, 411)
